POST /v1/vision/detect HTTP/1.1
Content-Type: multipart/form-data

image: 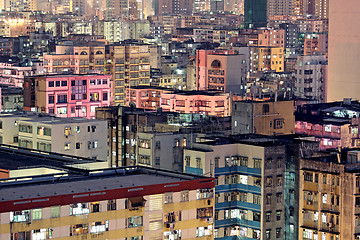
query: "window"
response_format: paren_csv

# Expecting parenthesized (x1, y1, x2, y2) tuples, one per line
(32, 209, 42, 220)
(266, 230, 271, 240)
(196, 207, 213, 219)
(266, 194, 272, 204)
(19, 124, 33, 133)
(105, 200, 116, 211)
(61, 81, 67, 86)
(276, 193, 282, 203)
(57, 107, 67, 114)
(51, 206, 60, 218)
(197, 188, 213, 199)
(277, 175, 283, 186)
(274, 119, 284, 129)
(263, 104, 269, 113)
(276, 228, 281, 238)
(254, 158, 262, 169)
(70, 203, 89, 215)
(10, 210, 31, 222)
(266, 158, 272, 169)
(127, 216, 143, 228)
(91, 202, 100, 213)
(103, 92, 108, 101)
(90, 220, 108, 234)
(276, 210, 281, 221)
(185, 156, 190, 167)
(253, 194, 261, 205)
(266, 212, 271, 222)
(49, 81, 54, 87)
(304, 172, 313, 182)
(266, 176, 273, 187)
(48, 95, 54, 104)
(253, 212, 261, 222)
(323, 174, 327, 184)
(164, 192, 173, 204)
(64, 143, 70, 150)
(70, 224, 88, 236)
(56, 81, 60, 87)
(181, 191, 189, 202)
(196, 158, 202, 169)
(37, 127, 51, 136)
(215, 157, 219, 168)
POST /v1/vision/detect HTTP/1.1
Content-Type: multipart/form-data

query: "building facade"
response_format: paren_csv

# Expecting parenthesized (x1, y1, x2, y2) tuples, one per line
(0, 112, 108, 160)
(0, 166, 215, 240)
(23, 74, 112, 119)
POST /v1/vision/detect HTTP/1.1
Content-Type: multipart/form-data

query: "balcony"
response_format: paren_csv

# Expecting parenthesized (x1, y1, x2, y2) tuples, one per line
(215, 218, 260, 229)
(321, 204, 339, 214)
(320, 223, 339, 234)
(301, 219, 318, 230)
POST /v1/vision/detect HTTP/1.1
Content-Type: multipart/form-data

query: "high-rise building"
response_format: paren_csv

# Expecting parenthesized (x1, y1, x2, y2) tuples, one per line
(267, 0, 293, 19)
(43, 41, 151, 106)
(183, 135, 318, 240)
(244, 0, 267, 28)
(327, 0, 359, 102)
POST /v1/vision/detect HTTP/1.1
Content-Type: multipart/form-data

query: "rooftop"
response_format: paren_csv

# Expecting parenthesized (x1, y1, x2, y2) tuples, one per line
(0, 144, 100, 171)
(0, 111, 106, 125)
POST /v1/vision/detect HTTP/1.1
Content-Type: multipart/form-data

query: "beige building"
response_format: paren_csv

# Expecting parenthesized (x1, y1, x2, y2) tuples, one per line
(0, 112, 108, 161)
(232, 100, 295, 135)
(327, 0, 359, 101)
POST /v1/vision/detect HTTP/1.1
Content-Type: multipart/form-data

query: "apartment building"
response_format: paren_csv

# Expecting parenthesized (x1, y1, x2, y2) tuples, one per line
(299, 157, 342, 240)
(43, 40, 151, 105)
(0, 112, 107, 160)
(0, 166, 215, 240)
(232, 100, 295, 135)
(23, 74, 112, 119)
(160, 90, 231, 117)
(295, 55, 327, 102)
(295, 100, 360, 150)
(196, 49, 248, 94)
(96, 106, 171, 167)
(183, 135, 318, 239)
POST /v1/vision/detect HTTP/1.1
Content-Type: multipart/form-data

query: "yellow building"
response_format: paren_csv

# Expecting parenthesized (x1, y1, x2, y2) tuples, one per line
(0, 166, 215, 240)
(256, 47, 284, 72)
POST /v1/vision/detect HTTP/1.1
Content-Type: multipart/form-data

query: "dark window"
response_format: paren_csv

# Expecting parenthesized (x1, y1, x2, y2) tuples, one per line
(71, 80, 75, 86)
(49, 81, 54, 87)
(57, 95, 67, 103)
(48, 95, 54, 104)
(263, 104, 269, 113)
(276, 228, 281, 238)
(61, 81, 68, 86)
(55, 81, 60, 87)
(103, 92, 108, 101)
(76, 142, 81, 149)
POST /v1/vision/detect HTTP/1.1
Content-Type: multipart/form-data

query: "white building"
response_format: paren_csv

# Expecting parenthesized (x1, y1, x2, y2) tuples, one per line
(0, 112, 108, 161)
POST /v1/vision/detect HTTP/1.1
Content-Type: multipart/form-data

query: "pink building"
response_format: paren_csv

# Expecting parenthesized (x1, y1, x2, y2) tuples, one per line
(160, 91, 231, 117)
(126, 86, 231, 116)
(24, 74, 112, 119)
(0, 62, 33, 88)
